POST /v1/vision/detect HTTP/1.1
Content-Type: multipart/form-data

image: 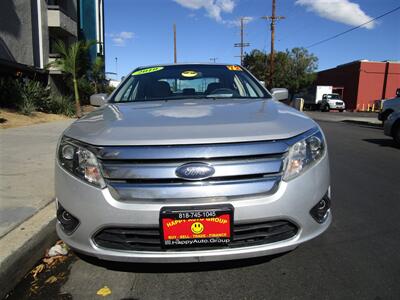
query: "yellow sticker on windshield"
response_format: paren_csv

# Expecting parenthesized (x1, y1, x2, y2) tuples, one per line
(132, 67, 164, 76)
(226, 65, 242, 71)
(181, 70, 198, 78)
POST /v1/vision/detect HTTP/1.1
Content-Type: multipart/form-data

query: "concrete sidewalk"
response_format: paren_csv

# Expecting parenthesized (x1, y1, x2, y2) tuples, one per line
(0, 120, 73, 298)
(0, 120, 73, 237)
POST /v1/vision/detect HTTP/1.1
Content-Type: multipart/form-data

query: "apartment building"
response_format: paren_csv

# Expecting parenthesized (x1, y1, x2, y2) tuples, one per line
(0, 0, 104, 90)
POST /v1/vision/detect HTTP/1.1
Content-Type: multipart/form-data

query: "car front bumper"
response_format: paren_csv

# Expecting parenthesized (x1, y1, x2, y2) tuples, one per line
(55, 153, 331, 263)
(329, 103, 345, 110)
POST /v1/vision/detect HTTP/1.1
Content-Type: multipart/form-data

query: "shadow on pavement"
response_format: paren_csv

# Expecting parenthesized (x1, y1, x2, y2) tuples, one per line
(363, 138, 399, 148)
(75, 250, 291, 273)
(341, 120, 383, 129)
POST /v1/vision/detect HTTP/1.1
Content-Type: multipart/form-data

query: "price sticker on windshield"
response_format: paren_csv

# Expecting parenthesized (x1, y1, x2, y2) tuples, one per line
(132, 67, 164, 76)
(181, 70, 199, 78)
(226, 65, 242, 71)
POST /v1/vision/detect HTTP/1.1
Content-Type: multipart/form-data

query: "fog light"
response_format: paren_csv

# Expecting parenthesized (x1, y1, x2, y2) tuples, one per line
(57, 204, 79, 234)
(310, 193, 331, 223)
(61, 144, 75, 160)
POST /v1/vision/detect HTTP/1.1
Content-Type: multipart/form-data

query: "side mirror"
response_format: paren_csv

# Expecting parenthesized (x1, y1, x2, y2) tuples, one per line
(396, 88, 400, 97)
(90, 93, 109, 107)
(271, 88, 289, 101)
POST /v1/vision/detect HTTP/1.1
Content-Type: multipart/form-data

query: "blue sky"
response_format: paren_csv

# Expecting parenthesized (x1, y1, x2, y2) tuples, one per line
(104, 0, 400, 79)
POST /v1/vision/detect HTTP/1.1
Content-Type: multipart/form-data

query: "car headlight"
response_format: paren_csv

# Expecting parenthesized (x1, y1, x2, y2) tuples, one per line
(283, 129, 326, 181)
(58, 137, 106, 188)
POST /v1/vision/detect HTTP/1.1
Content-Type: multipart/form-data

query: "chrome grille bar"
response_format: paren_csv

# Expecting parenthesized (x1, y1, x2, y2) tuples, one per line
(101, 157, 284, 180)
(95, 140, 289, 160)
(91, 129, 321, 200)
(107, 176, 281, 200)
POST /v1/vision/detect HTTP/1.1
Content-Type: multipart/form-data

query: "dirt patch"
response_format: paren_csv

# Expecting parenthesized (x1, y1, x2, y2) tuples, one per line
(0, 109, 73, 129)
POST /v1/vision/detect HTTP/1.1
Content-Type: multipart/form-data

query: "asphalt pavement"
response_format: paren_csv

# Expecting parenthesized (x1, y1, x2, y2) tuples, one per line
(5, 120, 400, 300)
(306, 111, 381, 125)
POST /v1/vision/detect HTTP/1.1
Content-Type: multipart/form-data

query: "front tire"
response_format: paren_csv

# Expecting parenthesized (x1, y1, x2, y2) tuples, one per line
(321, 104, 330, 112)
(338, 109, 344, 112)
(381, 110, 393, 122)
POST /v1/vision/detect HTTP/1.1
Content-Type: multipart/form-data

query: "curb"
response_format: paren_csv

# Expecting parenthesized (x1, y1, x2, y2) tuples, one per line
(0, 201, 58, 299)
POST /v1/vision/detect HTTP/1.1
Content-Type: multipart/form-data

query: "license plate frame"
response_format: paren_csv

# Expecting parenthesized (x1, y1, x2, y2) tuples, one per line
(160, 205, 234, 249)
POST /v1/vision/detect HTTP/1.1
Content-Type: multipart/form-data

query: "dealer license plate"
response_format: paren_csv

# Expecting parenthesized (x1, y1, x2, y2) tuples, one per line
(160, 205, 233, 248)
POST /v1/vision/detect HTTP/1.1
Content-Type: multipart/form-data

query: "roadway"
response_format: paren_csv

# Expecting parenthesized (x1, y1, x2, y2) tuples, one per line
(6, 120, 400, 300)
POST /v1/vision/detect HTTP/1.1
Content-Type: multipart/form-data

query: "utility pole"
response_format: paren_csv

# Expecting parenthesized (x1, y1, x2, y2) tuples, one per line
(173, 23, 177, 63)
(115, 57, 118, 80)
(210, 57, 218, 63)
(234, 17, 250, 65)
(261, 0, 285, 87)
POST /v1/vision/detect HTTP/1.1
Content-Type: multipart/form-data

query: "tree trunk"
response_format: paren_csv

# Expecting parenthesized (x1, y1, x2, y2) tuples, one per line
(73, 77, 81, 118)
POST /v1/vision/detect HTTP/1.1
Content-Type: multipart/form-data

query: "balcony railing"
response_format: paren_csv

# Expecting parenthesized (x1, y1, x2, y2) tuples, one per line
(47, 5, 77, 37)
(48, 55, 62, 74)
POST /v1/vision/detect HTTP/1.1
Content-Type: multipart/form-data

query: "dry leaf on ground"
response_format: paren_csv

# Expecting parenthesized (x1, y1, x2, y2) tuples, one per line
(43, 255, 68, 268)
(45, 275, 58, 284)
(96, 286, 112, 297)
(31, 264, 45, 279)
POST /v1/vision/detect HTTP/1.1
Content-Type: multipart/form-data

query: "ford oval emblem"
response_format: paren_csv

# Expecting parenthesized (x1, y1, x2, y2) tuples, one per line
(175, 163, 215, 181)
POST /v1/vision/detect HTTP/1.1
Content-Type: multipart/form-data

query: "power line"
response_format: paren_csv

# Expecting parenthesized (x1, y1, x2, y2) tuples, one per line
(306, 5, 400, 49)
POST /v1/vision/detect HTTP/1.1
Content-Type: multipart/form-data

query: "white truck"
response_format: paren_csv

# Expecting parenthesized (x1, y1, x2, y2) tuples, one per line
(315, 86, 333, 105)
(301, 86, 345, 112)
(319, 93, 346, 112)
(301, 85, 332, 110)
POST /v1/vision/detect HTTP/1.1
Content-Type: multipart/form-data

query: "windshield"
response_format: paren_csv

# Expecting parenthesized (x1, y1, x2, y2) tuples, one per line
(327, 94, 340, 100)
(112, 64, 271, 102)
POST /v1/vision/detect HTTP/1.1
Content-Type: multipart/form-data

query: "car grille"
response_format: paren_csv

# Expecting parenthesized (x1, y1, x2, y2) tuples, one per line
(336, 101, 343, 105)
(95, 140, 290, 200)
(93, 220, 298, 252)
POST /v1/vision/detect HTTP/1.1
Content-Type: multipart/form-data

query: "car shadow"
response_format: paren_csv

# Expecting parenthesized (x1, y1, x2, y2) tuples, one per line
(363, 138, 399, 148)
(341, 120, 383, 130)
(75, 250, 292, 273)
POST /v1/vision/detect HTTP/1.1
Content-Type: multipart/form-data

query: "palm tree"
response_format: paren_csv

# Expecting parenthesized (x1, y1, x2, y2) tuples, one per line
(49, 40, 94, 117)
(91, 57, 105, 93)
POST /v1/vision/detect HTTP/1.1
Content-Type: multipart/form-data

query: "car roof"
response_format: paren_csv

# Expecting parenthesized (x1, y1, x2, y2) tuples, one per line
(133, 63, 240, 71)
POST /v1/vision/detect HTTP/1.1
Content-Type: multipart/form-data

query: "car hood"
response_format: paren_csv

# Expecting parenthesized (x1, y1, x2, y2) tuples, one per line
(64, 99, 317, 146)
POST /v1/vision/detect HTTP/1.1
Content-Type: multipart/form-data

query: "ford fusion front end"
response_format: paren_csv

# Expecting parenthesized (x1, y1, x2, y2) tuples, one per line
(55, 63, 331, 263)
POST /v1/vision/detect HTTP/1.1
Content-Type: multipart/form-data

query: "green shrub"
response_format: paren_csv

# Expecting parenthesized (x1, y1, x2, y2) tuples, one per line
(77, 77, 95, 105)
(0, 78, 50, 114)
(103, 85, 116, 95)
(17, 98, 36, 115)
(48, 95, 76, 117)
(0, 77, 22, 108)
(24, 81, 51, 112)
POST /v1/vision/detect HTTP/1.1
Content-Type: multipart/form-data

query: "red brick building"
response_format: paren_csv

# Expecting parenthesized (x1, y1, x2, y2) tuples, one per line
(317, 60, 400, 111)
